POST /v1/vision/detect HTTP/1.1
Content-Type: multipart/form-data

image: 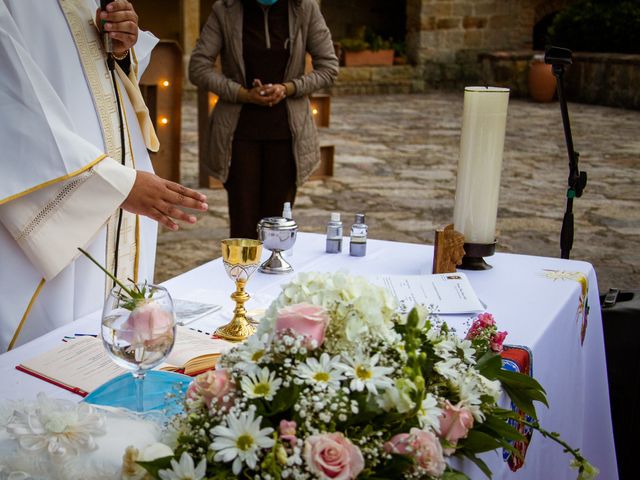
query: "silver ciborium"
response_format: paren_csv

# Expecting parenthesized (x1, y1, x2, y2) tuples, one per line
(257, 217, 297, 274)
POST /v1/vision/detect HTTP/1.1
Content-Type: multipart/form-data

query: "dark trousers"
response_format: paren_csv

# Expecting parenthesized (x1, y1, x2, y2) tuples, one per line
(224, 138, 297, 239)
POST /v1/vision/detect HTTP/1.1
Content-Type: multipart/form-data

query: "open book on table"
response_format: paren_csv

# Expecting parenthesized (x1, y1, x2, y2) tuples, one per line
(15, 326, 235, 397)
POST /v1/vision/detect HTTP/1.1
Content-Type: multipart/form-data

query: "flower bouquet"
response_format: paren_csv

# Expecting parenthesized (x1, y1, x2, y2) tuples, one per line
(131, 272, 596, 480)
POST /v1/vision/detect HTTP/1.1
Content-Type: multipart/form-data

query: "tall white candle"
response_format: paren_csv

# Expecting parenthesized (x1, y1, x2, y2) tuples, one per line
(453, 86, 510, 244)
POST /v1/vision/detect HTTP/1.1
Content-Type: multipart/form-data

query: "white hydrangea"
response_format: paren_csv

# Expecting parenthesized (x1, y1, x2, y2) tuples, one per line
(258, 271, 399, 353)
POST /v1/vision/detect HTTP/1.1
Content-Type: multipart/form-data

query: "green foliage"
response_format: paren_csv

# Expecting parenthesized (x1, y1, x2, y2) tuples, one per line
(137, 456, 173, 477)
(548, 0, 640, 53)
(339, 26, 393, 52)
(338, 37, 370, 52)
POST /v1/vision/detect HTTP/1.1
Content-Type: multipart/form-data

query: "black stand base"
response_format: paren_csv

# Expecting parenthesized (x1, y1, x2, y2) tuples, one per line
(458, 242, 496, 271)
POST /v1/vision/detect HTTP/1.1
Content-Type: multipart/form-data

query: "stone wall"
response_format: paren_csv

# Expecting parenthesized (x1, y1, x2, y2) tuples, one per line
(406, 0, 576, 88)
(479, 51, 640, 109)
(331, 65, 425, 96)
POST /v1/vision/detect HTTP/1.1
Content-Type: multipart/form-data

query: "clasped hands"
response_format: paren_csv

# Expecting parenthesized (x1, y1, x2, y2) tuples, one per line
(244, 79, 287, 107)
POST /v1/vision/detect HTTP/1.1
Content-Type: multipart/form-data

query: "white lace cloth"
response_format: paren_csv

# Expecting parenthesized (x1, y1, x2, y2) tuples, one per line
(0, 394, 162, 480)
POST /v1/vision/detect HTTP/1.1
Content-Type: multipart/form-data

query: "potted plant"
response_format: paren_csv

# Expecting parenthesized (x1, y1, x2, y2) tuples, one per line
(528, 53, 556, 102)
(338, 28, 394, 67)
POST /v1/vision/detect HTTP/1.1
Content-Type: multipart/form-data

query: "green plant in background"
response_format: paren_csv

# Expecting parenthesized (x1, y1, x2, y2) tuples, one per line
(338, 37, 369, 52)
(338, 26, 393, 52)
(392, 40, 407, 57)
(548, 0, 640, 54)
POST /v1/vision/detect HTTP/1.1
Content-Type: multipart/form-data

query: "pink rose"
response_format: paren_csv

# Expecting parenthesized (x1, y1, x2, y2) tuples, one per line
(186, 368, 234, 409)
(490, 330, 508, 353)
(275, 303, 330, 349)
(279, 419, 297, 445)
(303, 432, 364, 480)
(384, 433, 411, 455)
(384, 428, 445, 477)
(119, 301, 174, 348)
(438, 401, 474, 455)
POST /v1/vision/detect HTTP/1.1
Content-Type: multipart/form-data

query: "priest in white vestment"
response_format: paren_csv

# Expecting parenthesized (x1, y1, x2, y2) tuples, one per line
(0, 0, 208, 351)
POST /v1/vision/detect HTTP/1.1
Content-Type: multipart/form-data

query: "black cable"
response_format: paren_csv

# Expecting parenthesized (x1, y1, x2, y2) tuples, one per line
(109, 57, 126, 287)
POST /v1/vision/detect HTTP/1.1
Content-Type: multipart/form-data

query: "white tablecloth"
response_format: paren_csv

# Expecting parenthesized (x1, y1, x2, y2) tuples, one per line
(0, 233, 618, 479)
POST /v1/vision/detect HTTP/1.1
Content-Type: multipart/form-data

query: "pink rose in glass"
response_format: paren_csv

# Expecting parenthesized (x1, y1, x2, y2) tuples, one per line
(279, 419, 297, 445)
(438, 401, 474, 455)
(275, 303, 330, 349)
(119, 301, 174, 349)
(303, 432, 364, 480)
(490, 330, 508, 353)
(186, 368, 235, 409)
(384, 428, 445, 477)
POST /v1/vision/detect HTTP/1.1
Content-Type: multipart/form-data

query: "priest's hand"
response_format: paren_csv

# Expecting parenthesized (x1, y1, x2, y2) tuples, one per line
(121, 172, 209, 231)
(97, 0, 139, 55)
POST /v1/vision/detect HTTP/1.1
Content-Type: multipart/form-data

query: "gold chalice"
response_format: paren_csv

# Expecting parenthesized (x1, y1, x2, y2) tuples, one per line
(215, 238, 263, 341)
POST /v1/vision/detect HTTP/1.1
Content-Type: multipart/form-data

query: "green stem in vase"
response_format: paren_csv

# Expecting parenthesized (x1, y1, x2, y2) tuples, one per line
(78, 247, 146, 305)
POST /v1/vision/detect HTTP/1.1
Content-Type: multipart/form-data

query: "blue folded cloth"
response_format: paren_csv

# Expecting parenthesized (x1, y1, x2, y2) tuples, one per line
(83, 370, 191, 415)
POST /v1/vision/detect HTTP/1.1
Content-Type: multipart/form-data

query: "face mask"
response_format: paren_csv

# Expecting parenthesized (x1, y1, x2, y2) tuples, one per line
(257, 0, 279, 6)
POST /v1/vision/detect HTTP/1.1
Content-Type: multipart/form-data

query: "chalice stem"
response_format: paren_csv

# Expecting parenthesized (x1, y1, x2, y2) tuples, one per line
(232, 280, 250, 321)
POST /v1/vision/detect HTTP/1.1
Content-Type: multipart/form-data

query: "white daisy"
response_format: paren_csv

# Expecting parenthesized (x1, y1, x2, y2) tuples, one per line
(457, 338, 476, 365)
(476, 372, 502, 402)
(433, 338, 456, 358)
(158, 452, 206, 480)
(339, 352, 394, 395)
(434, 357, 462, 380)
(295, 353, 344, 390)
(377, 379, 415, 413)
(234, 334, 270, 372)
(454, 371, 485, 420)
(240, 367, 282, 401)
(211, 409, 275, 475)
(418, 393, 443, 432)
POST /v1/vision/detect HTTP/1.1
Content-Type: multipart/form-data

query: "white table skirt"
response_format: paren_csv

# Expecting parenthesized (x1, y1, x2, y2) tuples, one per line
(0, 233, 618, 479)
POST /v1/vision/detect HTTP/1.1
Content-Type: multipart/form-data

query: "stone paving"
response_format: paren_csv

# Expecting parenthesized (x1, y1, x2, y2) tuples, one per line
(156, 92, 640, 295)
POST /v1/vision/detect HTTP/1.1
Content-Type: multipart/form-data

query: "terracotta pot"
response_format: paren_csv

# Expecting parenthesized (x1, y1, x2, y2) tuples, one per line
(343, 49, 394, 67)
(528, 61, 557, 102)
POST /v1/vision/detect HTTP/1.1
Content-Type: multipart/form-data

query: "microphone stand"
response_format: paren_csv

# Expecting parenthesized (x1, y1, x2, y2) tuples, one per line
(545, 46, 587, 259)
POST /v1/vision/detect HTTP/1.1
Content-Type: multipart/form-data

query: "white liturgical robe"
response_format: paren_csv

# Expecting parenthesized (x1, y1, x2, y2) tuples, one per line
(0, 0, 159, 350)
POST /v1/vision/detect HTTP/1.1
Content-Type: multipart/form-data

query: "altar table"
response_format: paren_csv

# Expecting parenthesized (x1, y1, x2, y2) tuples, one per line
(0, 233, 618, 479)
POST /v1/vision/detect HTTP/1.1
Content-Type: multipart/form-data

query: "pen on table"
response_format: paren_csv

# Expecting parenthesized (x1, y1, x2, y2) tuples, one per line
(74, 333, 98, 337)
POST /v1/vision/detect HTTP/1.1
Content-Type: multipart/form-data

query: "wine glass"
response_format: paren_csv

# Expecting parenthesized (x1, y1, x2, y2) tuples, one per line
(101, 283, 176, 412)
(215, 238, 262, 341)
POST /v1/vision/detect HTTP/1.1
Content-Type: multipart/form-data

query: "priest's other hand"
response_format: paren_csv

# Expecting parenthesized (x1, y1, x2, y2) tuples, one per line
(97, 0, 139, 55)
(121, 172, 209, 231)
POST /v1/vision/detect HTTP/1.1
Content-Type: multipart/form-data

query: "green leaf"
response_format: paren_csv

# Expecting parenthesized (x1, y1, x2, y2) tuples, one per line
(372, 454, 415, 478)
(501, 384, 539, 419)
(266, 384, 300, 416)
(441, 469, 471, 480)
(480, 415, 526, 443)
(137, 456, 174, 477)
(460, 429, 502, 453)
(476, 352, 503, 379)
(496, 369, 547, 396)
(460, 451, 493, 478)
(496, 369, 549, 419)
